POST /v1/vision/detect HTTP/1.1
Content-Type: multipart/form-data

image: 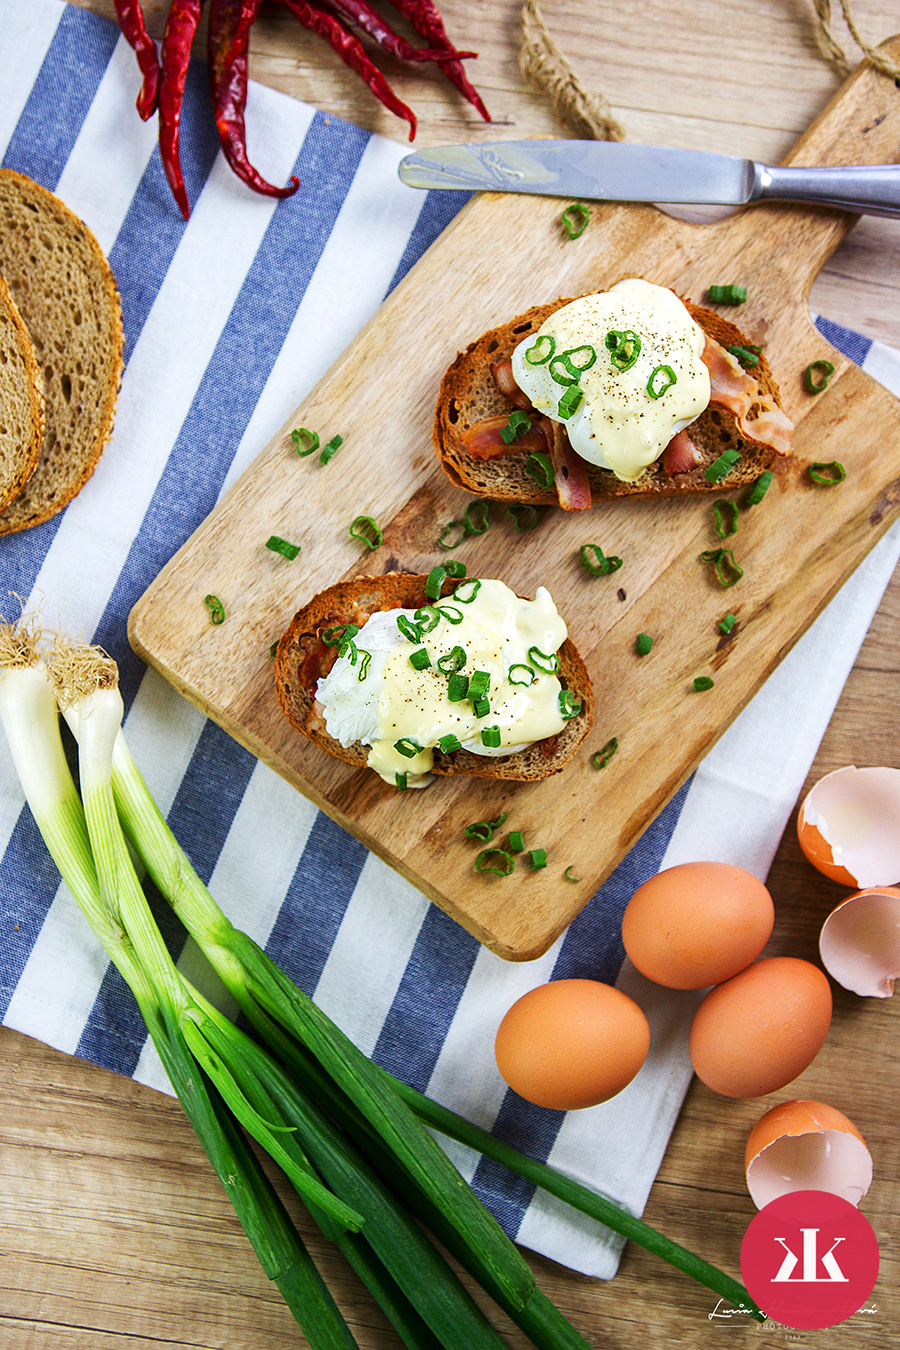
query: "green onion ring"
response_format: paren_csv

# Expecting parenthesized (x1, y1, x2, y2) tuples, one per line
(438, 519, 467, 550)
(564, 865, 582, 882)
(291, 427, 319, 456)
(647, 364, 677, 399)
(394, 738, 423, 759)
(718, 612, 737, 635)
(699, 547, 743, 587)
(481, 725, 502, 748)
(508, 664, 535, 686)
(605, 329, 641, 372)
(580, 543, 622, 576)
(705, 448, 742, 484)
(745, 472, 773, 506)
(397, 615, 423, 642)
(355, 649, 371, 681)
(425, 566, 447, 601)
(463, 500, 491, 535)
(560, 202, 590, 239)
(558, 690, 581, 719)
(453, 578, 481, 604)
(266, 535, 301, 560)
(349, 515, 383, 550)
(713, 500, 740, 538)
(693, 675, 715, 692)
(804, 359, 835, 393)
(322, 623, 359, 646)
(500, 410, 533, 444)
(437, 604, 464, 625)
(506, 503, 541, 532)
(548, 354, 581, 386)
(204, 594, 225, 625)
(528, 646, 560, 675)
(319, 434, 343, 464)
(436, 646, 466, 674)
(475, 847, 515, 876)
(527, 849, 548, 870)
(395, 771, 408, 790)
(444, 559, 468, 578)
(635, 633, 653, 657)
(464, 812, 508, 842)
(437, 734, 462, 754)
(414, 605, 442, 633)
(525, 334, 555, 365)
(592, 737, 619, 769)
(525, 451, 554, 489)
(808, 460, 846, 485)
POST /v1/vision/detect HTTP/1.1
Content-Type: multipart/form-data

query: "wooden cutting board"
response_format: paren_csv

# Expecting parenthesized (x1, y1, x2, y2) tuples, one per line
(129, 46, 900, 961)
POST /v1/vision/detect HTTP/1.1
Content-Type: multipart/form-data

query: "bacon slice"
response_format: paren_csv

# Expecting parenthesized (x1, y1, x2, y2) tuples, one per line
(702, 337, 793, 455)
(662, 429, 702, 476)
(460, 413, 549, 461)
(548, 420, 592, 510)
(738, 397, 794, 455)
(491, 357, 532, 410)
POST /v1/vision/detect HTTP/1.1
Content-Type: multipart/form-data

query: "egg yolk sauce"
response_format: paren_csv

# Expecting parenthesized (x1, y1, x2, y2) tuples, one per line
(510, 278, 711, 483)
(315, 579, 569, 787)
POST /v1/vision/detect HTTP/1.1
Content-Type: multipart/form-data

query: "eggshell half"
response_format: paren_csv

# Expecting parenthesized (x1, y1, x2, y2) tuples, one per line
(797, 765, 900, 887)
(745, 1099, 873, 1210)
(819, 886, 900, 997)
(689, 957, 832, 1097)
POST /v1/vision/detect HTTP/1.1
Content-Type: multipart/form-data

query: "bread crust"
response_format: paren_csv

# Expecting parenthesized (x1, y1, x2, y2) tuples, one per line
(0, 273, 44, 512)
(275, 573, 593, 783)
(433, 293, 787, 505)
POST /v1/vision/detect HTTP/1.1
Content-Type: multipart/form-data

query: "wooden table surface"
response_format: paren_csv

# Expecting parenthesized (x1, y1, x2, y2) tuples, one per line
(4, 1, 899, 1345)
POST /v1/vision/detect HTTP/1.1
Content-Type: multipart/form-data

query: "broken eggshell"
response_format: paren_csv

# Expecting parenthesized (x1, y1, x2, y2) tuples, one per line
(819, 886, 900, 997)
(745, 1099, 873, 1210)
(797, 765, 900, 888)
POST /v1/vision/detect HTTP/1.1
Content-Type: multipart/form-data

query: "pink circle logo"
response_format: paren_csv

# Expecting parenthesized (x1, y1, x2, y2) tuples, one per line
(740, 1190, 879, 1329)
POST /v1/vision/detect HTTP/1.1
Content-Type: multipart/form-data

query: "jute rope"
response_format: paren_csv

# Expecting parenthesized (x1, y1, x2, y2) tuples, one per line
(520, 0, 899, 142)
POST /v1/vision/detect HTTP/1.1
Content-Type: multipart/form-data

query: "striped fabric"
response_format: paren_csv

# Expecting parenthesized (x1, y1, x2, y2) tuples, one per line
(1, 0, 899, 1280)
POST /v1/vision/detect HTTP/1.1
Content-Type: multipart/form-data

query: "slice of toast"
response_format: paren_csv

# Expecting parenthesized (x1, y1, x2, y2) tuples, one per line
(434, 294, 787, 505)
(0, 170, 123, 534)
(275, 573, 594, 783)
(0, 274, 44, 513)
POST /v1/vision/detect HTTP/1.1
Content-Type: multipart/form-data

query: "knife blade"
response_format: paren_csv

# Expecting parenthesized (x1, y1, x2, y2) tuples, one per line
(397, 139, 900, 219)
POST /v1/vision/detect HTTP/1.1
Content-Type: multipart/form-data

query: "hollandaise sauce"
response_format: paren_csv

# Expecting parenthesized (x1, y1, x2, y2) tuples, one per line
(510, 278, 710, 483)
(315, 579, 569, 788)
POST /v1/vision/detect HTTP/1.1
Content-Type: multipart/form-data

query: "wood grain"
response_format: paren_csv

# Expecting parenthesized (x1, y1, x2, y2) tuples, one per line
(130, 46, 900, 959)
(7, 3, 900, 1347)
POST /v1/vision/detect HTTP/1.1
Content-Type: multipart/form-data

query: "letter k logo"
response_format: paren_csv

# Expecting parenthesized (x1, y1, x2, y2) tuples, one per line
(772, 1228, 849, 1282)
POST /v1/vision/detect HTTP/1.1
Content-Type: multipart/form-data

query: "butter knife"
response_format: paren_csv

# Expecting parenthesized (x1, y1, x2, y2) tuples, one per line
(398, 139, 900, 219)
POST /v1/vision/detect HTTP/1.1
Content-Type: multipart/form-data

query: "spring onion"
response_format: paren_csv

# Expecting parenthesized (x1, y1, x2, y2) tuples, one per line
(592, 737, 618, 769)
(718, 612, 737, 635)
(500, 411, 532, 444)
(409, 648, 431, 671)
(528, 647, 560, 675)
(438, 519, 467, 550)
(693, 676, 715, 692)
(444, 559, 468, 579)
(414, 605, 442, 633)
(447, 672, 469, 701)
(563, 866, 581, 882)
(558, 691, 581, 720)
(707, 283, 746, 304)
(464, 500, 491, 535)
(464, 814, 508, 842)
(266, 535, 301, 560)
(204, 594, 225, 625)
(437, 604, 464, 626)
(635, 633, 653, 656)
(397, 615, 423, 643)
(506, 503, 541, 532)
(557, 385, 583, 418)
(745, 471, 772, 506)
(437, 646, 467, 674)
(699, 547, 743, 587)
(527, 849, 548, 870)
(425, 566, 447, 600)
(804, 359, 835, 393)
(437, 734, 462, 754)
(560, 202, 590, 239)
(726, 343, 760, 368)
(605, 329, 641, 372)
(468, 670, 490, 701)
(551, 348, 590, 383)
(323, 622, 359, 647)
(349, 516, 383, 550)
(647, 365, 676, 399)
(319, 434, 343, 464)
(473, 696, 491, 718)
(454, 578, 481, 604)
(579, 543, 622, 576)
(395, 772, 408, 791)
(525, 451, 555, 489)
(507, 831, 525, 852)
(713, 499, 739, 538)
(808, 460, 846, 485)
(394, 738, 423, 759)
(475, 848, 515, 876)
(704, 448, 741, 484)
(291, 426, 320, 456)
(525, 334, 555, 365)
(508, 664, 535, 686)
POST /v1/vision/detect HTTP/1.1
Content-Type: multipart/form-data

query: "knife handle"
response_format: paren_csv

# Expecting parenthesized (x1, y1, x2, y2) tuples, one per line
(754, 163, 900, 218)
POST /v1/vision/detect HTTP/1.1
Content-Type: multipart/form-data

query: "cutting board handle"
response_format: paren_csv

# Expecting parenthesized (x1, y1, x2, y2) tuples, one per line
(708, 34, 900, 292)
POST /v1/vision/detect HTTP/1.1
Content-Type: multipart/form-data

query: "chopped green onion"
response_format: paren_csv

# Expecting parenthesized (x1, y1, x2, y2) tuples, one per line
(564, 865, 582, 882)
(808, 460, 846, 485)
(322, 622, 359, 646)
(355, 649, 371, 681)
(291, 427, 320, 456)
(395, 771, 408, 790)
(266, 535, 300, 560)
(463, 500, 491, 535)
(338, 636, 358, 663)
(592, 737, 619, 769)
(506, 503, 541, 532)
(447, 672, 469, 701)
(745, 471, 773, 506)
(713, 499, 739, 538)
(397, 615, 423, 643)
(444, 559, 468, 578)
(464, 813, 507, 842)
(718, 612, 737, 635)
(438, 519, 467, 550)
(425, 566, 447, 601)
(467, 670, 490, 701)
(436, 604, 463, 625)
(508, 664, 535, 686)
(647, 365, 677, 399)
(560, 202, 590, 239)
(525, 334, 555, 365)
(500, 411, 533, 444)
(204, 595, 225, 625)
(319, 434, 343, 464)
(693, 675, 715, 692)
(635, 632, 653, 656)
(409, 647, 431, 671)
(605, 329, 641, 372)
(348, 515, 383, 550)
(548, 354, 580, 386)
(557, 385, 583, 418)
(481, 726, 502, 749)
(507, 830, 525, 852)
(558, 690, 581, 720)
(436, 646, 466, 674)
(453, 578, 481, 604)
(528, 646, 560, 675)
(269, 640, 278, 658)
(708, 283, 747, 304)
(437, 734, 462, 754)
(804, 359, 835, 393)
(700, 547, 743, 587)
(475, 848, 515, 876)
(704, 448, 742, 484)
(562, 344, 597, 373)
(527, 849, 548, 871)
(414, 605, 442, 633)
(726, 343, 760, 368)
(580, 543, 623, 576)
(394, 738, 422, 759)
(473, 696, 491, 718)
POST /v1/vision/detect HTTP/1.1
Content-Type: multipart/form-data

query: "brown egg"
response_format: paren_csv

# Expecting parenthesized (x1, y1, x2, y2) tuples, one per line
(689, 957, 832, 1098)
(621, 861, 774, 989)
(494, 978, 650, 1110)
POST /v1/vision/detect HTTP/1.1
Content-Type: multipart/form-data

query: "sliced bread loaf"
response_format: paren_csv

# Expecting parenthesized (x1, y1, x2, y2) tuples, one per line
(0, 273, 43, 512)
(0, 170, 123, 534)
(275, 573, 594, 783)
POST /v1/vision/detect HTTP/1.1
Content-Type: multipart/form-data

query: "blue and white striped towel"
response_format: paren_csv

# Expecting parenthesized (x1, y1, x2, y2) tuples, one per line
(1, 0, 899, 1281)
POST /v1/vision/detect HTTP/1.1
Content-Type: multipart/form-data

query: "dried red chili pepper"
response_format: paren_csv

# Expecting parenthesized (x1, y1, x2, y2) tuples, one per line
(386, 0, 491, 122)
(208, 0, 302, 201)
(325, 0, 475, 65)
(158, 0, 204, 220)
(114, 0, 161, 120)
(279, 0, 417, 140)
